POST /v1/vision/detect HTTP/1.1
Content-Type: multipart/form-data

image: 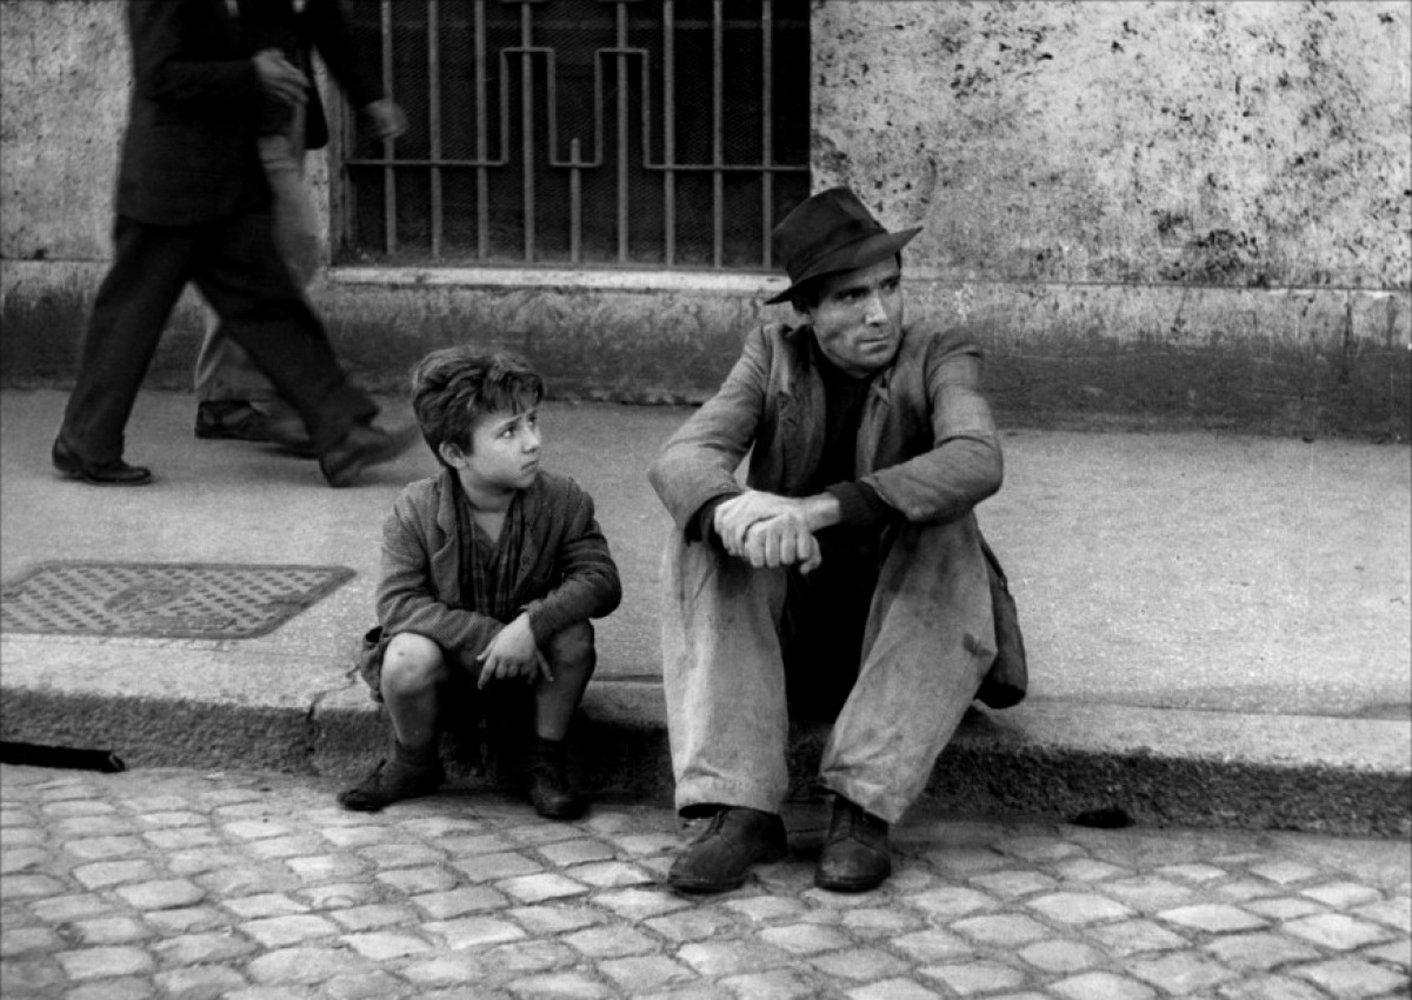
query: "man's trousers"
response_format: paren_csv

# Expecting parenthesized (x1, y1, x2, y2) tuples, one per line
(660, 516, 995, 825)
(58, 210, 378, 465)
(194, 133, 321, 416)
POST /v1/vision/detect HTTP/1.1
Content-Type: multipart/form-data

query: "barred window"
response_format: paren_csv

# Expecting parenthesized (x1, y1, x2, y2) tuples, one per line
(338, 0, 811, 271)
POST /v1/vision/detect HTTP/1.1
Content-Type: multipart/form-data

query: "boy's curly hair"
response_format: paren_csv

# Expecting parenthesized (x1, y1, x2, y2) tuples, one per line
(410, 347, 544, 464)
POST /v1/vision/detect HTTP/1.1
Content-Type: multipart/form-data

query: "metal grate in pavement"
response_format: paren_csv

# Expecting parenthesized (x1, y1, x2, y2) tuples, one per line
(0, 562, 356, 640)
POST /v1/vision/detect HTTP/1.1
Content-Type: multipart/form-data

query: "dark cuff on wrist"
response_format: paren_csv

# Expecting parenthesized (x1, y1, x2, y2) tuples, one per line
(826, 482, 894, 527)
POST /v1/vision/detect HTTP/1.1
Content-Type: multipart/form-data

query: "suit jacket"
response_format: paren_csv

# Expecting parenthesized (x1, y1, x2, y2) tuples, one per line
(376, 468, 623, 660)
(116, 0, 379, 226)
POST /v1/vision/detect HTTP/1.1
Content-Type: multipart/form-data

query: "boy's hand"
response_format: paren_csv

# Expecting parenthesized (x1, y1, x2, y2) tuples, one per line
(476, 613, 553, 689)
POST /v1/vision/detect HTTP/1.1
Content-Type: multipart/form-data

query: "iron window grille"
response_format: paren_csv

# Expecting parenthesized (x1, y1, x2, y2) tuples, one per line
(337, 0, 810, 271)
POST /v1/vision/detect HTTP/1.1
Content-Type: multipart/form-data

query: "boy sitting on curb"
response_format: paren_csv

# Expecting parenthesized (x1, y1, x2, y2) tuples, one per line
(339, 348, 622, 819)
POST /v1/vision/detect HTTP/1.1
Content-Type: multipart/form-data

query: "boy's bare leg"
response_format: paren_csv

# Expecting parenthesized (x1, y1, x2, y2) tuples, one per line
(339, 633, 448, 811)
(381, 633, 448, 749)
(527, 622, 596, 818)
(533, 620, 597, 738)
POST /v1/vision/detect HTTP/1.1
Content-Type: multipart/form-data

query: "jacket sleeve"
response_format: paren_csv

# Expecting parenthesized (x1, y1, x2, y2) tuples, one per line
(128, 0, 264, 111)
(523, 486, 623, 646)
(375, 494, 504, 657)
(647, 326, 770, 530)
(303, 0, 381, 108)
(861, 334, 1004, 523)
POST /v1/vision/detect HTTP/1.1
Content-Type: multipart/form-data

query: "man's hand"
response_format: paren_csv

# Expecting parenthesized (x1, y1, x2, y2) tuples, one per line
(740, 514, 823, 573)
(713, 490, 801, 553)
(476, 613, 553, 689)
(252, 48, 309, 107)
(362, 99, 408, 141)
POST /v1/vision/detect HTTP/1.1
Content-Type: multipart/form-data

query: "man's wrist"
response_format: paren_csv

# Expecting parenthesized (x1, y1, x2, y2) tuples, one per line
(798, 493, 842, 532)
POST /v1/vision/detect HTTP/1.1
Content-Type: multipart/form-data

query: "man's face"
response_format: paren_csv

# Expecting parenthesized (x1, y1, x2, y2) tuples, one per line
(444, 407, 542, 493)
(801, 256, 904, 378)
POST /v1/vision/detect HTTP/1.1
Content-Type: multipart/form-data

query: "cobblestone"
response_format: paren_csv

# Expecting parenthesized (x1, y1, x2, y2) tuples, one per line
(1, 764, 1407, 999)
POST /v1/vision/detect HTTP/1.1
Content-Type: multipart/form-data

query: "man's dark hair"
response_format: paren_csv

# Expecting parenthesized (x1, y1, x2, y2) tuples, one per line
(411, 347, 544, 465)
(788, 252, 905, 313)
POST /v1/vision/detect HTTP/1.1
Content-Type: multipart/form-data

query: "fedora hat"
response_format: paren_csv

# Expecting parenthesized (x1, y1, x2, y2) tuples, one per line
(765, 187, 921, 305)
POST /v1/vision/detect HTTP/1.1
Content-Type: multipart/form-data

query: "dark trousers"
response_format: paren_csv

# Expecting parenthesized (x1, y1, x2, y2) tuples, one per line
(58, 211, 378, 463)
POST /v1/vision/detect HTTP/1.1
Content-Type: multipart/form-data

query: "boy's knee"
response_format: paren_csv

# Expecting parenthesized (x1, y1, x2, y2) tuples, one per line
(543, 620, 596, 673)
(380, 633, 447, 696)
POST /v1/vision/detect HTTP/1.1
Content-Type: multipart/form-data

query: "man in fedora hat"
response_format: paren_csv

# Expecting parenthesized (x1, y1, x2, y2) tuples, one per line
(648, 186, 1004, 893)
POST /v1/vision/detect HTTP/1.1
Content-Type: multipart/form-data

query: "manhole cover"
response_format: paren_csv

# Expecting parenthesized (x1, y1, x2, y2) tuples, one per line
(0, 562, 356, 640)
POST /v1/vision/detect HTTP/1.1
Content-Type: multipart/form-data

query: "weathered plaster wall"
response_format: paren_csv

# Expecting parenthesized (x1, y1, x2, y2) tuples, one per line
(0, 0, 127, 262)
(2, 0, 1408, 437)
(814, 0, 1410, 289)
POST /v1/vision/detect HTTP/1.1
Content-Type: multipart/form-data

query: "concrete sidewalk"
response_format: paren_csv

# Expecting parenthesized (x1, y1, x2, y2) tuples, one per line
(1, 389, 1408, 836)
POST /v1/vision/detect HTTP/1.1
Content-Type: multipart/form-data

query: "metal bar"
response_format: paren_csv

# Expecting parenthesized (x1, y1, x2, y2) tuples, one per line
(663, 1, 675, 265)
(520, 4, 535, 261)
(428, 0, 442, 258)
(380, 0, 396, 254)
(346, 157, 805, 172)
(712, 0, 723, 268)
(616, 2, 629, 262)
(761, 0, 773, 268)
(570, 138, 582, 263)
(475, 0, 488, 258)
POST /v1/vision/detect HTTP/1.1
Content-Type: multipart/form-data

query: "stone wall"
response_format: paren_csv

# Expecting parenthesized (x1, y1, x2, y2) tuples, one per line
(2, 0, 1408, 438)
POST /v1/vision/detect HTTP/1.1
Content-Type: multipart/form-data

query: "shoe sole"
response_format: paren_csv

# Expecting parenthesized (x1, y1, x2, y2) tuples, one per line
(812, 868, 891, 893)
(54, 465, 153, 487)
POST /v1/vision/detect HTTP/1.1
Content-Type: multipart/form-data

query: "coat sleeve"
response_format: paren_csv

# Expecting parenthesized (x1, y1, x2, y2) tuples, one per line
(128, 0, 263, 111)
(522, 485, 623, 646)
(647, 326, 770, 530)
(375, 494, 504, 657)
(861, 333, 1004, 523)
(303, 0, 381, 109)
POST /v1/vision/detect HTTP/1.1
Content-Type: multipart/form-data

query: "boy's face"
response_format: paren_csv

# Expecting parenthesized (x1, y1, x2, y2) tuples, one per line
(443, 407, 542, 492)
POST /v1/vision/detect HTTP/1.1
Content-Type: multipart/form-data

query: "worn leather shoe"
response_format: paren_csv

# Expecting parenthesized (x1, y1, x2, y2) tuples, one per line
(52, 439, 152, 486)
(667, 806, 788, 894)
(195, 401, 316, 456)
(337, 751, 445, 813)
(525, 737, 586, 820)
(318, 422, 419, 487)
(815, 796, 891, 892)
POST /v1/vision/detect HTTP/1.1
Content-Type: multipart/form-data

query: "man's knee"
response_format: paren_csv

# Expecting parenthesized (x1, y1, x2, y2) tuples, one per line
(380, 633, 447, 698)
(542, 620, 596, 674)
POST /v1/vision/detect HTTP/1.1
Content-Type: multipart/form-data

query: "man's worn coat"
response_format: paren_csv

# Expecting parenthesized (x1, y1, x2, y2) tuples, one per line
(650, 321, 1002, 534)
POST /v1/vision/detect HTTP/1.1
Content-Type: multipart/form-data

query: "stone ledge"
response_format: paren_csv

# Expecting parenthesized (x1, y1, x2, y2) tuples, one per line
(5, 678, 1407, 839)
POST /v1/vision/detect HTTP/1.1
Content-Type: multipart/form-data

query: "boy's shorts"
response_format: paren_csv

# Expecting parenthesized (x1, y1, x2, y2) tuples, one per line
(353, 625, 394, 703)
(353, 621, 597, 704)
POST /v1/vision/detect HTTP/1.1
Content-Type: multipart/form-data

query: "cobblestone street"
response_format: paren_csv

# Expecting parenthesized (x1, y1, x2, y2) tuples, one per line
(1, 764, 1408, 999)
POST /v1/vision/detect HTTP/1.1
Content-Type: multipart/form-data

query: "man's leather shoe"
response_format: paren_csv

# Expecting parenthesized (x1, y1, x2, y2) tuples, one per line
(52, 440, 152, 486)
(318, 422, 419, 487)
(195, 401, 315, 456)
(815, 796, 891, 892)
(667, 806, 787, 894)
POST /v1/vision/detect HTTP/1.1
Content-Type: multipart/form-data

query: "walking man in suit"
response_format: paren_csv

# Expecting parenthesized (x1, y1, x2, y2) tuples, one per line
(53, 0, 411, 487)
(192, 0, 405, 454)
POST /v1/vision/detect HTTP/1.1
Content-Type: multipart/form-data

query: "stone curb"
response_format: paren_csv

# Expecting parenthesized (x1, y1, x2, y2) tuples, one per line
(4, 678, 1407, 840)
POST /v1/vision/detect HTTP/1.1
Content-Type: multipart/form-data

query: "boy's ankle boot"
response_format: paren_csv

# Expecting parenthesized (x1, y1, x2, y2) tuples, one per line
(337, 740, 444, 813)
(526, 737, 585, 820)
